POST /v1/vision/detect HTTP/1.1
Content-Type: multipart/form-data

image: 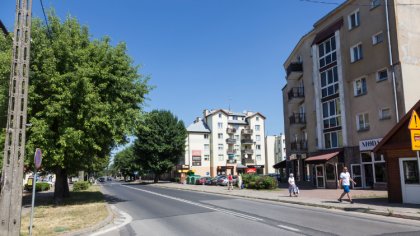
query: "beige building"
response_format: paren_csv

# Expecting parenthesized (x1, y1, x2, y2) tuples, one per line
(282, 0, 420, 189)
(185, 109, 267, 176)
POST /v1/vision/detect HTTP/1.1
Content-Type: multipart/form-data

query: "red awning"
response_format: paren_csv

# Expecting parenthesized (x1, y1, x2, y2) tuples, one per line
(305, 151, 339, 163)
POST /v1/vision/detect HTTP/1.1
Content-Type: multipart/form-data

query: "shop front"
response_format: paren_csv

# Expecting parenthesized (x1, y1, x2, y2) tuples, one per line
(246, 165, 264, 175)
(357, 138, 387, 190)
(305, 151, 340, 189)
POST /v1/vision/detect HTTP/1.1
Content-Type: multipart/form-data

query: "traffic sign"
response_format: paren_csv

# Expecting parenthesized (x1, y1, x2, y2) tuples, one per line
(410, 130, 420, 151)
(408, 111, 420, 130)
(34, 148, 42, 169)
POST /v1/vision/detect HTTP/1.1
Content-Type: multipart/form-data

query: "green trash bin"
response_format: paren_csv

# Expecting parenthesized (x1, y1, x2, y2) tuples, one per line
(192, 175, 201, 185)
(186, 176, 192, 184)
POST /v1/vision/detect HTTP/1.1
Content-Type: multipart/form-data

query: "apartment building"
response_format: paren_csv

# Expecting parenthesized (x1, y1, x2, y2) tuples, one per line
(282, 0, 420, 189)
(265, 134, 286, 174)
(184, 109, 266, 177)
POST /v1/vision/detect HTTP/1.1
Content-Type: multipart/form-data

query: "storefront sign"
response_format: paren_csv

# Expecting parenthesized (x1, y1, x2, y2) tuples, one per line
(192, 162, 201, 166)
(245, 168, 257, 174)
(409, 111, 420, 151)
(192, 156, 201, 161)
(192, 150, 202, 156)
(359, 138, 382, 151)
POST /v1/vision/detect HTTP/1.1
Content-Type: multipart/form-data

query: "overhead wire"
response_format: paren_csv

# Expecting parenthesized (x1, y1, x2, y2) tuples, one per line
(39, 0, 52, 39)
(298, 0, 420, 6)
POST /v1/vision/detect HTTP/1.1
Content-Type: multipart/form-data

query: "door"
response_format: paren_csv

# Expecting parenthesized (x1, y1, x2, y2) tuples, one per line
(399, 158, 420, 204)
(315, 165, 325, 188)
(363, 164, 374, 188)
(351, 164, 362, 189)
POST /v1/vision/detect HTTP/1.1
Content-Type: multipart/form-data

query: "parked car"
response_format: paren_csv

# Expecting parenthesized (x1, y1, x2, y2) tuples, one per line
(217, 175, 238, 186)
(98, 177, 105, 182)
(197, 177, 212, 185)
(211, 175, 225, 185)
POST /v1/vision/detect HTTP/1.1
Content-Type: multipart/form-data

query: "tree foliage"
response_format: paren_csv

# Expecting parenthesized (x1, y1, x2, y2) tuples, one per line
(0, 12, 151, 199)
(133, 110, 186, 183)
(112, 145, 141, 181)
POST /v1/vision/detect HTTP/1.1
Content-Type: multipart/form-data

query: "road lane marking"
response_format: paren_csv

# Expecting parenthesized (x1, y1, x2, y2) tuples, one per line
(277, 225, 300, 232)
(123, 185, 264, 222)
(90, 205, 133, 236)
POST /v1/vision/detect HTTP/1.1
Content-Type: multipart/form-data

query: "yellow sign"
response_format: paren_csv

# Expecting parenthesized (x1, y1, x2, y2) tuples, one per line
(408, 111, 420, 130)
(410, 130, 420, 151)
(27, 178, 33, 186)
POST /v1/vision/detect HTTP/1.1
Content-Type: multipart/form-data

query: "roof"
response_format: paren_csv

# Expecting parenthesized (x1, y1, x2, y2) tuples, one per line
(0, 20, 8, 36)
(186, 119, 211, 133)
(205, 109, 230, 117)
(374, 99, 420, 153)
(305, 151, 340, 163)
(246, 112, 266, 120)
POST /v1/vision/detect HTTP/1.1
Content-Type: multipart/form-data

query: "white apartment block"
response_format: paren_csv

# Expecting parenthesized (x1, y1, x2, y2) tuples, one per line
(265, 134, 286, 174)
(185, 109, 266, 177)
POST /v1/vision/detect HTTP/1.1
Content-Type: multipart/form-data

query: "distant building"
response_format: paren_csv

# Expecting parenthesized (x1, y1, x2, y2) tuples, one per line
(185, 109, 266, 176)
(265, 134, 286, 174)
(282, 0, 420, 189)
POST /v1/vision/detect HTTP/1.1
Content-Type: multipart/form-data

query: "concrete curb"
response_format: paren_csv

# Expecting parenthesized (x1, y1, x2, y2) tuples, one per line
(153, 184, 420, 222)
(63, 204, 114, 236)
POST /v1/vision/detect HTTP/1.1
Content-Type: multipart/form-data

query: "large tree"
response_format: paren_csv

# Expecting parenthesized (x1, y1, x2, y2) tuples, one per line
(112, 145, 141, 181)
(133, 110, 187, 183)
(0, 13, 151, 200)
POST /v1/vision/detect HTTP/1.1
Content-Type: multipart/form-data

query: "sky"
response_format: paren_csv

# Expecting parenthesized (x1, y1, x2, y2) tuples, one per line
(0, 0, 341, 136)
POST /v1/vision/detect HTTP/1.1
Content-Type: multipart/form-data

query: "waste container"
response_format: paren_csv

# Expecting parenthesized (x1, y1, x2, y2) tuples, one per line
(191, 175, 201, 185)
(186, 176, 192, 184)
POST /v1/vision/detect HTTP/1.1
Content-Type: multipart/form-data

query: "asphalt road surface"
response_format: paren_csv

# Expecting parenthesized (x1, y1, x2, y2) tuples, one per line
(97, 181, 420, 236)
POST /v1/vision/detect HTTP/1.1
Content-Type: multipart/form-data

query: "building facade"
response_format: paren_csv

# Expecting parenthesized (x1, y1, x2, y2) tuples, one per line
(185, 109, 266, 176)
(265, 134, 286, 174)
(282, 0, 420, 189)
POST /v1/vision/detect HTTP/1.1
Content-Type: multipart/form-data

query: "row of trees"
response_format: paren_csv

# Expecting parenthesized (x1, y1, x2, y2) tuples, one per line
(0, 12, 153, 200)
(111, 110, 187, 183)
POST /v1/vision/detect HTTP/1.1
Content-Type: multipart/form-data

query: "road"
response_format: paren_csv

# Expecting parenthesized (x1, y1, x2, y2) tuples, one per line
(97, 181, 420, 236)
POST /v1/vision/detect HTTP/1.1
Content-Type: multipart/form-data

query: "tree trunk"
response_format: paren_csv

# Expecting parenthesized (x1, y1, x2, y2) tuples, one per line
(54, 167, 70, 202)
(154, 174, 159, 183)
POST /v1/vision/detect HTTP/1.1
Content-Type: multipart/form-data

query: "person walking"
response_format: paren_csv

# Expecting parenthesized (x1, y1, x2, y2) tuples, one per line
(288, 173, 298, 197)
(338, 166, 357, 204)
(227, 174, 233, 190)
(237, 174, 243, 189)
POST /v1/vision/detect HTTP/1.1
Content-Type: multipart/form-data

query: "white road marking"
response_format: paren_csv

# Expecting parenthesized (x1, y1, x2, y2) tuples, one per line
(123, 185, 264, 222)
(277, 225, 300, 232)
(90, 205, 133, 236)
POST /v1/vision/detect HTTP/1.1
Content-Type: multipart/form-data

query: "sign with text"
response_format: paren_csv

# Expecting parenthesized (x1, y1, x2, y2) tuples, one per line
(410, 130, 420, 151)
(359, 138, 383, 151)
(192, 150, 202, 157)
(245, 168, 257, 174)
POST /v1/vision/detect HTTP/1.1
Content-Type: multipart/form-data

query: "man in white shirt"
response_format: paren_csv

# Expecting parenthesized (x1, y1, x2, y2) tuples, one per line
(338, 166, 356, 204)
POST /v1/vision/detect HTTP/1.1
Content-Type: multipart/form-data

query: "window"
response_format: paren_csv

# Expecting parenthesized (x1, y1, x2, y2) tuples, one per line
(204, 144, 209, 150)
(234, 135, 239, 140)
(218, 122, 223, 129)
(256, 155, 262, 161)
(402, 160, 419, 184)
(256, 144, 261, 150)
(218, 144, 224, 150)
(320, 66, 339, 98)
(372, 32, 384, 45)
(318, 36, 337, 68)
(218, 113, 222, 118)
(322, 98, 341, 129)
(361, 152, 372, 162)
(379, 108, 391, 120)
(353, 77, 367, 96)
(357, 113, 370, 131)
(218, 154, 224, 161)
(350, 43, 363, 62)
(204, 155, 209, 161)
(348, 10, 360, 30)
(233, 116, 238, 120)
(324, 130, 343, 149)
(218, 133, 223, 139)
(371, 0, 381, 9)
(326, 164, 336, 181)
(256, 116, 259, 121)
(256, 135, 261, 141)
(377, 69, 388, 81)
(204, 134, 209, 139)
(255, 125, 260, 131)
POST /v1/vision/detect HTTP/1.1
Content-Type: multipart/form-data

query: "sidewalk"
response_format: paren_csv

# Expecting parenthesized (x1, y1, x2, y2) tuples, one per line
(151, 182, 420, 221)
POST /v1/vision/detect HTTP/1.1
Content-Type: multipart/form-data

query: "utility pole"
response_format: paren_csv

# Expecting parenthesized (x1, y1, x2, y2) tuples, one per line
(0, 0, 33, 235)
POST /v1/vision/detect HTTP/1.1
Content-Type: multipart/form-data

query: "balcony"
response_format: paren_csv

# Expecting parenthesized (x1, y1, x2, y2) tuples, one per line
(243, 158, 255, 164)
(291, 140, 308, 152)
(226, 138, 236, 144)
(227, 149, 236, 155)
(226, 128, 236, 134)
(241, 129, 253, 135)
(241, 149, 254, 154)
(289, 113, 306, 125)
(286, 62, 303, 80)
(288, 87, 304, 101)
(227, 159, 237, 164)
(241, 139, 254, 144)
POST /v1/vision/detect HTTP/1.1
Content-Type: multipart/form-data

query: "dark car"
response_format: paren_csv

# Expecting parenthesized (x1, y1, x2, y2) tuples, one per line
(98, 177, 105, 182)
(197, 177, 212, 185)
(211, 175, 225, 185)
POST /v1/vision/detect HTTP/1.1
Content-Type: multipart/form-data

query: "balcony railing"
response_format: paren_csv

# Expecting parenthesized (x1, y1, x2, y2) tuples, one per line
(227, 149, 236, 155)
(226, 127, 236, 134)
(286, 62, 303, 80)
(288, 87, 304, 101)
(241, 149, 254, 154)
(227, 159, 237, 164)
(289, 113, 306, 125)
(241, 128, 253, 135)
(291, 140, 308, 152)
(241, 139, 254, 144)
(243, 158, 255, 164)
(226, 138, 236, 144)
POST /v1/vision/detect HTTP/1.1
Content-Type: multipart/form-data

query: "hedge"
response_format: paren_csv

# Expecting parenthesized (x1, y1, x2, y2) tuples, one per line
(24, 182, 51, 192)
(242, 174, 277, 190)
(73, 181, 91, 191)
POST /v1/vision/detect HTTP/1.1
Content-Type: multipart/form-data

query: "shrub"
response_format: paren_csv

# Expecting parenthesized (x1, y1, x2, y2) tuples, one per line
(174, 177, 180, 183)
(73, 181, 91, 191)
(242, 174, 277, 190)
(24, 182, 51, 192)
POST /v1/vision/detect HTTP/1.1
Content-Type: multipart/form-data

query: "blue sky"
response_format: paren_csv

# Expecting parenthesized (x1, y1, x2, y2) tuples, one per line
(1, 0, 341, 136)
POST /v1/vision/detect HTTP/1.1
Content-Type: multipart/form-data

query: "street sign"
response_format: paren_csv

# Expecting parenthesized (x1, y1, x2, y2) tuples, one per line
(410, 130, 420, 151)
(408, 111, 420, 130)
(34, 148, 42, 169)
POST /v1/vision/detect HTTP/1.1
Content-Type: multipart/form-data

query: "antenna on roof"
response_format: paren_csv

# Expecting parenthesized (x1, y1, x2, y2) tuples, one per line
(228, 98, 232, 111)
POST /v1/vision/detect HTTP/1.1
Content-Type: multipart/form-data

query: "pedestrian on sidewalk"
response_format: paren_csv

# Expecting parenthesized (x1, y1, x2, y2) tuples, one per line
(227, 174, 233, 190)
(288, 173, 299, 197)
(237, 174, 243, 189)
(338, 166, 356, 204)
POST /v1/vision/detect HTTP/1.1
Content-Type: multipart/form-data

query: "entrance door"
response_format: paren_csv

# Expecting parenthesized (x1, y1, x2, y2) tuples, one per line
(351, 164, 362, 189)
(363, 164, 374, 188)
(399, 158, 420, 204)
(315, 165, 325, 188)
